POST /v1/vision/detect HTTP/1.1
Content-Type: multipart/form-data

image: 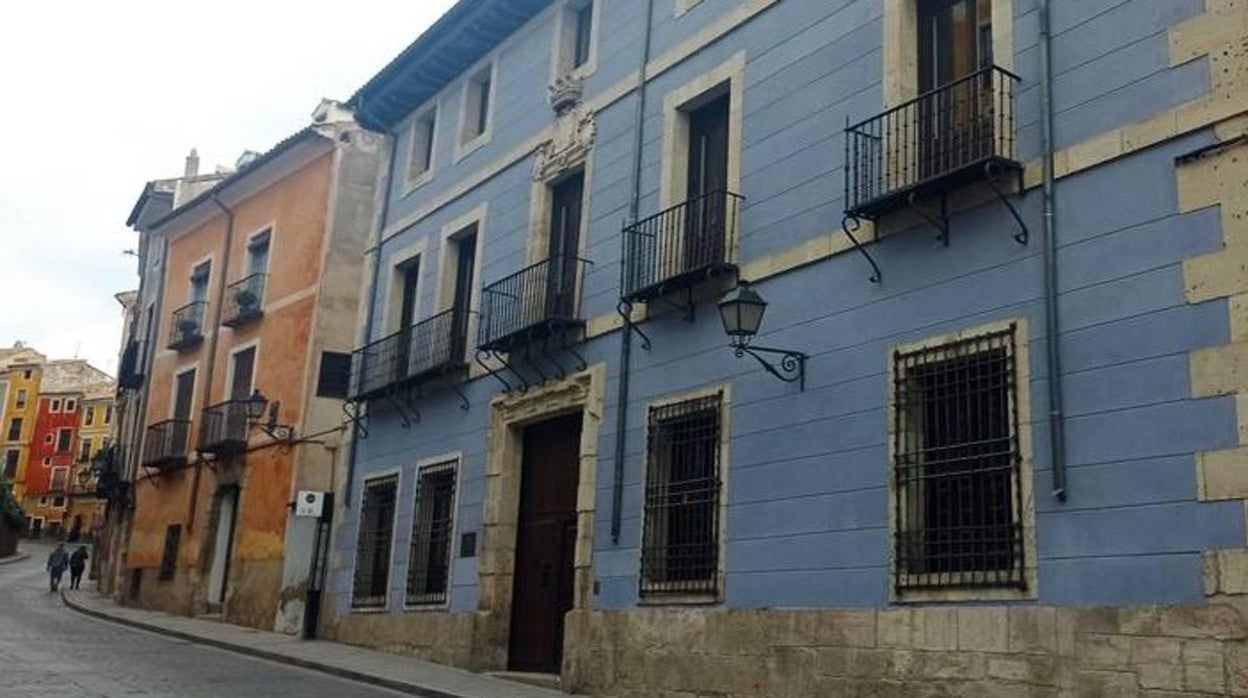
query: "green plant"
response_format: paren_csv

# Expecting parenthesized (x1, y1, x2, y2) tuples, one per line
(0, 485, 24, 527)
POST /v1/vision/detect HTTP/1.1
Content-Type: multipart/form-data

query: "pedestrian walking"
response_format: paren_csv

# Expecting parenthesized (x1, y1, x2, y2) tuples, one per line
(69, 545, 88, 590)
(46, 543, 68, 593)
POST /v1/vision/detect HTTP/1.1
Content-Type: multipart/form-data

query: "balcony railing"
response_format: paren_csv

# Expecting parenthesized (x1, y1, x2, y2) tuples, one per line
(478, 255, 589, 352)
(198, 400, 251, 455)
(222, 273, 266, 328)
(142, 419, 191, 470)
(621, 189, 743, 303)
(349, 308, 469, 401)
(844, 65, 1021, 220)
(168, 301, 207, 351)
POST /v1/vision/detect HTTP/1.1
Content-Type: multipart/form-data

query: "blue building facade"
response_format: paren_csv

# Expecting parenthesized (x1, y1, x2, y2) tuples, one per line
(324, 0, 1248, 693)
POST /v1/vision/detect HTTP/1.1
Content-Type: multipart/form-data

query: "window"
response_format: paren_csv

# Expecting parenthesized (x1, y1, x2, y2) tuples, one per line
(8, 418, 22, 441)
(44, 434, 53, 445)
(640, 393, 723, 598)
(104, 405, 113, 424)
(159, 525, 182, 581)
(50, 399, 61, 413)
(406, 460, 457, 605)
(84, 406, 95, 426)
(557, 0, 596, 75)
(42, 457, 50, 466)
(56, 428, 72, 453)
(407, 107, 437, 184)
(461, 66, 493, 146)
(22, 370, 31, 380)
(892, 325, 1024, 592)
(15, 389, 26, 409)
(79, 438, 92, 462)
(316, 352, 351, 400)
(50, 467, 68, 492)
(52, 496, 65, 508)
(190, 261, 211, 303)
(40, 496, 47, 506)
(2, 450, 17, 480)
(352, 474, 398, 608)
(64, 399, 75, 413)
(247, 230, 271, 277)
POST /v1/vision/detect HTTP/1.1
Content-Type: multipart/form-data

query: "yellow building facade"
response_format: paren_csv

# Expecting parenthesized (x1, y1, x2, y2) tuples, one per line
(1, 360, 43, 501)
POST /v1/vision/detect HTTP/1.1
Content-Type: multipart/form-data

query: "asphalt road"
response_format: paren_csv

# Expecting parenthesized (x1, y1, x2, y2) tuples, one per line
(0, 541, 403, 698)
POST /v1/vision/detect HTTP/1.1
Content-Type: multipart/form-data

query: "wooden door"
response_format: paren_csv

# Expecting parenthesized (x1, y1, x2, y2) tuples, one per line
(547, 173, 583, 320)
(917, 0, 994, 178)
(508, 413, 582, 674)
(684, 94, 730, 271)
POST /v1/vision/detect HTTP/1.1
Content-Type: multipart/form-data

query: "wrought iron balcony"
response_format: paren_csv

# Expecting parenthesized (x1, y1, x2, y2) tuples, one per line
(222, 273, 266, 328)
(478, 255, 589, 352)
(198, 400, 251, 455)
(621, 189, 743, 303)
(349, 308, 470, 401)
(844, 65, 1021, 221)
(168, 301, 207, 351)
(142, 419, 191, 470)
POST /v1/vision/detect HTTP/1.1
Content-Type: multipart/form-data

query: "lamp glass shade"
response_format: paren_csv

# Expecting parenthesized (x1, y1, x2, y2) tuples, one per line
(718, 282, 767, 339)
(247, 389, 269, 420)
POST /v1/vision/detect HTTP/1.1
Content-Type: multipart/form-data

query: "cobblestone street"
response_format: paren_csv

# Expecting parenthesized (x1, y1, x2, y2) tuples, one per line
(0, 543, 402, 698)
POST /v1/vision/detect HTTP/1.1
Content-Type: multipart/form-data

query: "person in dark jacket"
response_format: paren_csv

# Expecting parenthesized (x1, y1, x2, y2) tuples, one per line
(46, 543, 68, 592)
(69, 545, 89, 589)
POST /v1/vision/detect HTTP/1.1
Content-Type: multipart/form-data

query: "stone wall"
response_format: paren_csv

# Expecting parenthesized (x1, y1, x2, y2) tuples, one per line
(563, 604, 1248, 696)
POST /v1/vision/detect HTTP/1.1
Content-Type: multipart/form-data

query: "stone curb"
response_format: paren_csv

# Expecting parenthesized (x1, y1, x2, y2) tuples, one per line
(60, 591, 463, 698)
(0, 552, 29, 565)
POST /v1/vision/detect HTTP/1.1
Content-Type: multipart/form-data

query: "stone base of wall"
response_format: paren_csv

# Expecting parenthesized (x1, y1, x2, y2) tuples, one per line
(321, 608, 501, 671)
(563, 604, 1248, 697)
(224, 558, 283, 631)
(125, 567, 196, 617)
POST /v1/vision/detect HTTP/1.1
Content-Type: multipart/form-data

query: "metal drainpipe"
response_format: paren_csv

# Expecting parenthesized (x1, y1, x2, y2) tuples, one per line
(343, 103, 398, 509)
(1038, 0, 1066, 501)
(611, 0, 657, 544)
(186, 194, 236, 531)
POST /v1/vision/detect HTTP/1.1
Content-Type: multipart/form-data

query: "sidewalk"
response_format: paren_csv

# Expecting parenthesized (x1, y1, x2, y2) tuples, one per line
(0, 551, 29, 565)
(62, 589, 577, 698)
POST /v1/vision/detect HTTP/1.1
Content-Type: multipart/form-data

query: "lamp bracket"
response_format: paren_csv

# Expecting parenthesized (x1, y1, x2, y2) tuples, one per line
(733, 344, 807, 391)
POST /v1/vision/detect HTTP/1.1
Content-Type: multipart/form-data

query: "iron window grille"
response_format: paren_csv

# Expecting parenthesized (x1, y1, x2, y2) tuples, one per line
(405, 460, 457, 606)
(640, 393, 723, 598)
(892, 325, 1025, 592)
(352, 474, 398, 608)
(159, 524, 181, 581)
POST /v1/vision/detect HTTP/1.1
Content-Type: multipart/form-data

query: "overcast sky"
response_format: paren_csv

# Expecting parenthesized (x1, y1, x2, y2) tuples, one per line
(0, 0, 456, 376)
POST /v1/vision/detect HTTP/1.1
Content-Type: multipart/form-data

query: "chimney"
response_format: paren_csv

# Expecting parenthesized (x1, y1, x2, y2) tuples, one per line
(184, 148, 200, 178)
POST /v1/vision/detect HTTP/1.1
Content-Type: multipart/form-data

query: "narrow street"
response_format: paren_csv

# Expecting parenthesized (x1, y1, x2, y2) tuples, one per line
(0, 542, 403, 697)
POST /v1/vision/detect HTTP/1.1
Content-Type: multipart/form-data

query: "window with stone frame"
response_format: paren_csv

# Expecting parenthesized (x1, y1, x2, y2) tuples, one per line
(55, 428, 72, 453)
(640, 392, 723, 599)
(407, 106, 437, 185)
(50, 467, 69, 492)
(352, 474, 399, 609)
(2, 450, 17, 480)
(892, 324, 1025, 593)
(5, 418, 19, 441)
(159, 525, 181, 581)
(405, 460, 457, 606)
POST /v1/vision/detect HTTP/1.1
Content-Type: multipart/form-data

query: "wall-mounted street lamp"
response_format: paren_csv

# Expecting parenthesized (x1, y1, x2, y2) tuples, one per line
(718, 280, 807, 390)
(247, 389, 296, 443)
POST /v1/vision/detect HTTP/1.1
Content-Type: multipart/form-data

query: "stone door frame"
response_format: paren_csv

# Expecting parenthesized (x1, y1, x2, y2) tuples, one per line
(477, 363, 604, 671)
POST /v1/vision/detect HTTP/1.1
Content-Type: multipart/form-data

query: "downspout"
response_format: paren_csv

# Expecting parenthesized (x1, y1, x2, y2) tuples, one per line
(343, 102, 398, 509)
(187, 193, 236, 531)
(611, 0, 657, 544)
(1038, 0, 1066, 501)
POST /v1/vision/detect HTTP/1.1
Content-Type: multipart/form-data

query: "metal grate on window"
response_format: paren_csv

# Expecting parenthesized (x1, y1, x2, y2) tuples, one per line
(640, 393, 722, 598)
(893, 325, 1024, 592)
(159, 525, 181, 581)
(352, 474, 398, 608)
(406, 461, 457, 606)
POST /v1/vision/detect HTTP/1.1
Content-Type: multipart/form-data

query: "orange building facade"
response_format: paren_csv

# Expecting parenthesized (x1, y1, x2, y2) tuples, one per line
(125, 104, 382, 633)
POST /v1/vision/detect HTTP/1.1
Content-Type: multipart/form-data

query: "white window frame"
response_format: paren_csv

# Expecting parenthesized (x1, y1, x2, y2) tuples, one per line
(385, 237, 428, 335)
(49, 399, 61, 414)
(170, 363, 198, 421)
(434, 204, 488, 351)
(223, 339, 261, 402)
(455, 61, 498, 161)
(404, 453, 462, 610)
(351, 468, 403, 613)
(550, 0, 601, 80)
(64, 399, 75, 413)
(404, 103, 440, 193)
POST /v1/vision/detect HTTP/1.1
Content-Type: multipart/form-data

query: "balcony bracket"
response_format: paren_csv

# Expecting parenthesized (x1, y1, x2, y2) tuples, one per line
(907, 191, 951, 246)
(476, 349, 514, 394)
(518, 343, 549, 388)
(539, 336, 568, 381)
(985, 161, 1029, 246)
(564, 332, 589, 373)
(617, 301, 652, 351)
(384, 388, 419, 430)
(656, 286, 697, 323)
(342, 401, 369, 440)
(446, 372, 471, 411)
(840, 215, 882, 284)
